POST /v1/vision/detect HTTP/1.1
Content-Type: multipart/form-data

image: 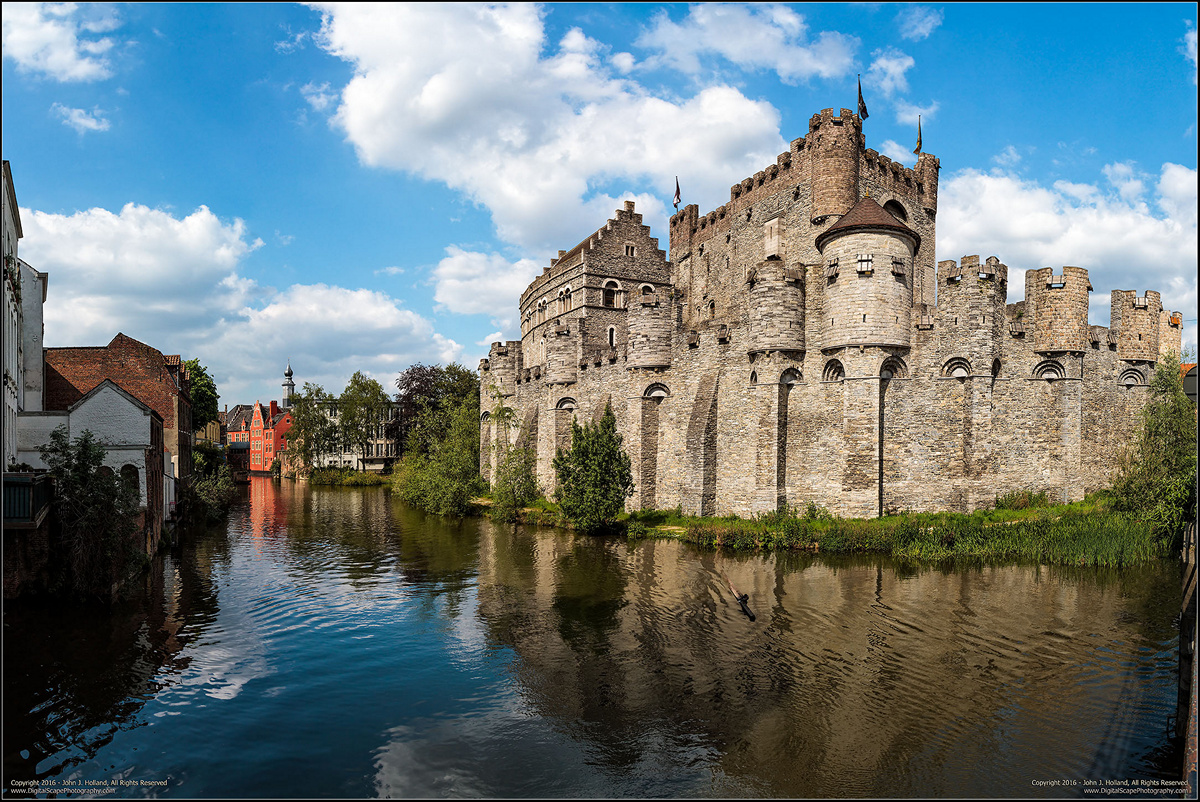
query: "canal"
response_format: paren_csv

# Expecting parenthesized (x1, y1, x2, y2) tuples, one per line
(3, 477, 1185, 798)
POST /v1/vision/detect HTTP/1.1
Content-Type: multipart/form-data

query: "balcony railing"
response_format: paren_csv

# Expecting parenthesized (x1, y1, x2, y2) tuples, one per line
(3, 473, 53, 526)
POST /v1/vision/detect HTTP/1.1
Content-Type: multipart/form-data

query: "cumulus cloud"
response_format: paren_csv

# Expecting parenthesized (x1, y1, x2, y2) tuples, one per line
(2, 2, 121, 82)
(19, 202, 461, 404)
(432, 246, 542, 319)
(866, 47, 914, 97)
(877, 139, 917, 166)
(937, 162, 1197, 350)
(634, 3, 857, 83)
(896, 6, 944, 41)
(310, 2, 788, 260)
(51, 102, 110, 133)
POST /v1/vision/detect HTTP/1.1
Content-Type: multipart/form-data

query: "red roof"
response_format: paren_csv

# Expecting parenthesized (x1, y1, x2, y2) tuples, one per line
(815, 196, 920, 253)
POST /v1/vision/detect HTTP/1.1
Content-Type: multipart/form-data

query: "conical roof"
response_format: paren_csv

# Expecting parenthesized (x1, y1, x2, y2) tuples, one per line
(815, 196, 920, 254)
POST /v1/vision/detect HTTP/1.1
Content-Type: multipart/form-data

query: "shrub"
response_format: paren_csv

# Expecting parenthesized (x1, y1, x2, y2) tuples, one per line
(552, 402, 634, 534)
(491, 446, 539, 523)
(40, 426, 143, 599)
(1112, 350, 1197, 545)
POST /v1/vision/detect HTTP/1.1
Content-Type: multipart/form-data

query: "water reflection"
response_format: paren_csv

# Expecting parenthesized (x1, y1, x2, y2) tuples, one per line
(2, 478, 1182, 799)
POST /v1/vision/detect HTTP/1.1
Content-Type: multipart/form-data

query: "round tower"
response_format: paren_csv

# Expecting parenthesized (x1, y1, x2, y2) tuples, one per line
(1024, 267, 1091, 353)
(627, 287, 673, 368)
(746, 261, 805, 353)
(808, 108, 862, 224)
(1111, 289, 1164, 362)
(816, 196, 917, 349)
(544, 323, 578, 385)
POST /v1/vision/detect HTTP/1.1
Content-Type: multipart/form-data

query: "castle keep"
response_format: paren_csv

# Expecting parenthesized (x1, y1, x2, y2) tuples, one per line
(479, 108, 1183, 519)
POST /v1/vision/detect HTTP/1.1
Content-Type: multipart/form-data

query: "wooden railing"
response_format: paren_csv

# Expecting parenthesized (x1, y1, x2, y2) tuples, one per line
(3, 473, 52, 526)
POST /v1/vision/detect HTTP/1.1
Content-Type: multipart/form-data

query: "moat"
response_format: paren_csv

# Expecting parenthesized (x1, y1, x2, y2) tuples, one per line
(2, 477, 1185, 798)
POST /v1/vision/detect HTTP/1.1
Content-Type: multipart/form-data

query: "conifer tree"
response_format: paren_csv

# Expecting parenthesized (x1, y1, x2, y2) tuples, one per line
(552, 402, 634, 534)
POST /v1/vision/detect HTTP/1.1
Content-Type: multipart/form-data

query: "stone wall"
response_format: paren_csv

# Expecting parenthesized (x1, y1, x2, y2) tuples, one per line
(482, 108, 1182, 519)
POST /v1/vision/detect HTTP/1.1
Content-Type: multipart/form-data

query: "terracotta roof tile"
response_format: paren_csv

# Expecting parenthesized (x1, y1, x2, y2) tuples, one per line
(815, 196, 921, 253)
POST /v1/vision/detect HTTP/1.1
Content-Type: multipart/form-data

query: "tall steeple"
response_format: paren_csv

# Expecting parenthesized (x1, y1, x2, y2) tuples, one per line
(282, 360, 295, 408)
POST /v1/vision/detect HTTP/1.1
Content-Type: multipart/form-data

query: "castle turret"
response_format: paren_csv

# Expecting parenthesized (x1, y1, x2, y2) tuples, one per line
(816, 196, 917, 349)
(545, 322, 577, 385)
(746, 260, 805, 353)
(481, 341, 520, 399)
(1110, 290, 1164, 362)
(808, 108, 862, 224)
(1025, 267, 1091, 353)
(936, 256, 1008, 374)
(626, 287, 673, 368)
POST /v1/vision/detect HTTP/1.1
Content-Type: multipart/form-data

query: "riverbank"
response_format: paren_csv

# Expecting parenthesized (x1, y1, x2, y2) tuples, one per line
(476, 491, 1178, 568)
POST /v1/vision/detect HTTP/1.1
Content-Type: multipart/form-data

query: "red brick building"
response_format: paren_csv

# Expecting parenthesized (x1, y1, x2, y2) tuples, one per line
(44, 332, 194, 479)
(249, 400, 292, 473)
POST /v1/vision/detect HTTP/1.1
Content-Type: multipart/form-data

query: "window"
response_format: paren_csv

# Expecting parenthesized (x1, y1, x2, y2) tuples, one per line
(856, 254, 873, 274)
(624, 244, 636, 257)
(824, 257, 839, 279)
(608, 327, 616, 349)
(603, 281, 618, 308)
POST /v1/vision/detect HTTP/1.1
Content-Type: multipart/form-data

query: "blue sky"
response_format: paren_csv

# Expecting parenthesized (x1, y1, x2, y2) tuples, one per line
(3, 2, 1196, 407)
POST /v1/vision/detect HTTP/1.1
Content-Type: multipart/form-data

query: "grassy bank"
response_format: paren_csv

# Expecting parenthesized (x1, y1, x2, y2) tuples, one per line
(625, 493, 1176, 568)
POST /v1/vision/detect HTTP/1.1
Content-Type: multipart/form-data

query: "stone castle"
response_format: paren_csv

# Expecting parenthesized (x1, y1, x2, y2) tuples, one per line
(478, 107, 1183, 519)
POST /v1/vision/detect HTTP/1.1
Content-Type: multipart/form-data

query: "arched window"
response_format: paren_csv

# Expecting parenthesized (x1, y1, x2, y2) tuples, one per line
(780, 368, 801, 388)
(1034, 360, 1065, 380)
(1119, 367, 1143, 387)
(880, 357, 907, 380)
(120, 464, 140, 497)
(608, 327, 616, 349)
(644, 383, 669, 403)
(564, 286, 572, 311)
(480, 411, 490, 423)
(708, 300, 716, 319)
(556, 397, 577, 410)
(641, 284, 654, 296)
(942, 357, 971, 379)
(604, 281, 619, 308)
(883, 199, 908, 222)
(823, 360, 845, 382)
(750, 371, 758, 385)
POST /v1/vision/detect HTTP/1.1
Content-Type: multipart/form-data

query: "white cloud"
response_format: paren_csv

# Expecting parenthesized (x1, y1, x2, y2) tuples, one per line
(431, 247, 542, 319)
(866, 47, 914, 97)
(635, 3, 857, 83)
(310, 3, 788, 258)
(300, 80, 335, 112)
(51, 102, 110, 133)
(2, 2, 121, 82)
(1182, 22, 1197, 85)
(275, 28, 308, 54)
(892, 99, 938, 127)
(374, 265, 405, 276)
(896, 7, 944, 41)
(877, 139, 917, 166)
(18, 202, 461, 404)
(993, 145, 1022, 168)
(937, 163, 1197, 352)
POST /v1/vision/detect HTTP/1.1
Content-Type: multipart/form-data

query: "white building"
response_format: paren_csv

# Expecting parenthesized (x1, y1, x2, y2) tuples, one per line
(3, 160, 24, 467)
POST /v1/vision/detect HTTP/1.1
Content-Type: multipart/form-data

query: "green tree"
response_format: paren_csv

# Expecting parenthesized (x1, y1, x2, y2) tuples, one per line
(1113, 350, 1197, 543)
(285, 382, 339, 470)
(339, 371, 392, 470)
(394, 362, 479, 454)
(184, 358, 220, 430)
(40, 426, 142, 599)
(395, 393, 485, 516)
(552, 402, 634, 534)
